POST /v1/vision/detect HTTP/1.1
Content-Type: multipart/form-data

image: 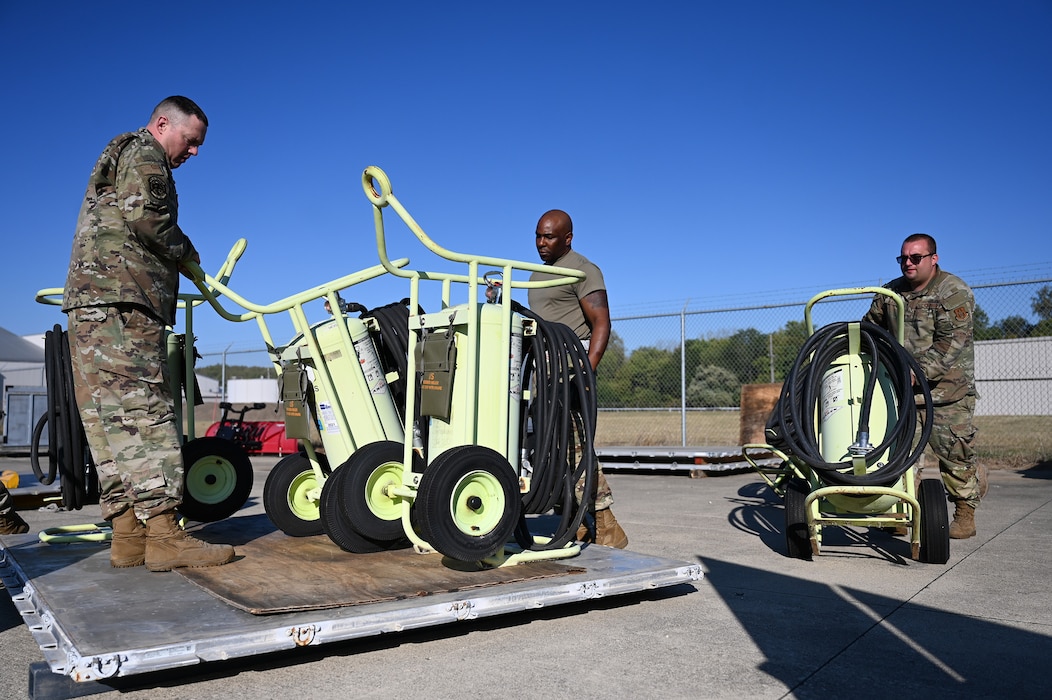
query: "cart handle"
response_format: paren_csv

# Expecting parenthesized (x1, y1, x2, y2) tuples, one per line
(361, 165, 585, 290)
(804, 286, 905, 345)
(181, 245, 410, 322)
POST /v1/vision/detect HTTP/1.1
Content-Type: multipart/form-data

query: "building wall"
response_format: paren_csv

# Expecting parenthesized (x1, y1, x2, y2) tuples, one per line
(227, 378, 280, 404)
(0, 362, 46, 388)
(974, 336, 1052, 416)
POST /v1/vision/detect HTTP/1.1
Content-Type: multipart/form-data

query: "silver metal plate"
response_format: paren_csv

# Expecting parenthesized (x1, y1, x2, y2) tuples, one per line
(1, 515, 700, 684)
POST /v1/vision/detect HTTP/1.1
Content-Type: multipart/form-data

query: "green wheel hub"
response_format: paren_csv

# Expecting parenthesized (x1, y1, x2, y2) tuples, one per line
(364, 462, 404, 521)
(449, 470, 505, 536)
(287, 470, 321, 521)
(186, 456, 239, 505)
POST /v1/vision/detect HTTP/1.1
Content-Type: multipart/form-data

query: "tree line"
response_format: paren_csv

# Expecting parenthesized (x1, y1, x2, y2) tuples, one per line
(976, 284, 1052, 340)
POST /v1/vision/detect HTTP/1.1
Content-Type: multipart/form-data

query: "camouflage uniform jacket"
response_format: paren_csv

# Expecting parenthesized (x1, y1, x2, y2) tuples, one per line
(62, 128, 197, 326)
(863, 267, 976, 405)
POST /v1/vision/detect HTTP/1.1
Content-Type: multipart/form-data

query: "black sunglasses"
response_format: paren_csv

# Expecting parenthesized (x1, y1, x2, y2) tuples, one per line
(896, 253, 933, 266)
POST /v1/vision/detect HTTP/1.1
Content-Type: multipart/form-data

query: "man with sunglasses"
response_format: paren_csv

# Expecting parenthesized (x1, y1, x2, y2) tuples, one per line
(864, 233, 984, 539)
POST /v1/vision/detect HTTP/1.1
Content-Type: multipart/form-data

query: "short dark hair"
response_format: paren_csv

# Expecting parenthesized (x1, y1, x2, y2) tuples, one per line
(151, 96, 209, 127)
(903, 232, 936, 254)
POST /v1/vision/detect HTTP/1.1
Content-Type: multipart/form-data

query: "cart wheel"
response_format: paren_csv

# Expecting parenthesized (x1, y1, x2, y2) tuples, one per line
(415, 445, 520, 562)
(340, 441, 421, 542)
(264, 452, 327, 537)
(29, 412, 57, 485)
(178, 437, 253, 522)
(784, 478, 813, 560)
(319, 462, 409, 553)
(918, 479, 950, 564)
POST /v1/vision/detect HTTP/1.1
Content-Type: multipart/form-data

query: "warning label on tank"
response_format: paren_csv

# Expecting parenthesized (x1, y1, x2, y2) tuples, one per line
(318, 402, 340, 433)
(353, 338, 389, 395)
(509, 332, 523, 400)
(821, 368, 844, 422)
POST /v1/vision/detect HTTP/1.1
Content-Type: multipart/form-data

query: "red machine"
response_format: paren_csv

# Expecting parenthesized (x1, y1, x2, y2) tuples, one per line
(205, 402, 300, 456)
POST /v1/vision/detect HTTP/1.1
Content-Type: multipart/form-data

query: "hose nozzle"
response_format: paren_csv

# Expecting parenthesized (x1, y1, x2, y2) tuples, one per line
(849, 432, 873, 457)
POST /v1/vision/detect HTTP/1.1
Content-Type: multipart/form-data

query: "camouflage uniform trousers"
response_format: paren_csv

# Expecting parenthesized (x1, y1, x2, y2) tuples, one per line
(917, 395, 981, 508)
(67, 305, 184, 521)
(575, 456, 615, 512)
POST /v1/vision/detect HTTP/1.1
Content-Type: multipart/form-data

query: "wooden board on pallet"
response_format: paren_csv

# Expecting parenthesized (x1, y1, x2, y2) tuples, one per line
(177, 530, 583, 615)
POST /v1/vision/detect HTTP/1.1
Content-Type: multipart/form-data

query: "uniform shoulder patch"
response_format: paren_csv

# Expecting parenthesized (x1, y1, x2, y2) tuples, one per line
(954, 306, 969, 321)
(942, 287, 971, 309)
(147, 174, 169, 202)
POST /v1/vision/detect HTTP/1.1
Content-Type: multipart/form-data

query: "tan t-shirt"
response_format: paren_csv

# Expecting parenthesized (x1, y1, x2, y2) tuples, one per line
(528, 249, 605, 341)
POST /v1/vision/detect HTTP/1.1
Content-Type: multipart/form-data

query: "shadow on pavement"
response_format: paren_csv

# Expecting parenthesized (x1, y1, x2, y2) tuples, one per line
(700, 556, 1047, 698)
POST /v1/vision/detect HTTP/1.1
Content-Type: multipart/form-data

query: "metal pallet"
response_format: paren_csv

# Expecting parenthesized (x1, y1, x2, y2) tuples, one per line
(597, 445, 777, 475)
(1, 514, 701, 699)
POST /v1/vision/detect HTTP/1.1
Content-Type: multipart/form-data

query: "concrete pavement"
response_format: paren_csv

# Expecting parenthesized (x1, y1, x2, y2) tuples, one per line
(2, 455, 1050, 699)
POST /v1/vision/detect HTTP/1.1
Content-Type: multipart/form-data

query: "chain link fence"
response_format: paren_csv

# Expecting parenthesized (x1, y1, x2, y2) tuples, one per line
(196, 276, 1052, 468)
(597, 277, 1052, 467)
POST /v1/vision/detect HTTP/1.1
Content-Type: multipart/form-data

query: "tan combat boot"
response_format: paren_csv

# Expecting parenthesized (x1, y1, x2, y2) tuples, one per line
(109, 509, 147, 568)
(948, 502, 976, 539)
(0, 510, 29, 535)
(595, 508, 629, 549)
(144, 511, 235, 572)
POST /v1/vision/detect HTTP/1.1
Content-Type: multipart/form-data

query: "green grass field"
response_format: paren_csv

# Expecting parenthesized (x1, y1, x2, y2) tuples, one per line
(193, 403, 1050, 470)
(595, 410, 1051, 470)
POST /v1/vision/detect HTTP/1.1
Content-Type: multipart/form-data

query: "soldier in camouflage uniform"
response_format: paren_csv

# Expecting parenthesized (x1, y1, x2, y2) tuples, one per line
(864, 233, 984, 539)
(0, 483, 30, 535)
(529, 209, 628, 549)
(62, 96, 234, 571)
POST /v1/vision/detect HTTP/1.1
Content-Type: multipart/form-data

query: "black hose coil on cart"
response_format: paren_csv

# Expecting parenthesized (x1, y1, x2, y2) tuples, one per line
(764, 320, 934, 487)
(513, 302, 597, 550)
(30, 324, 99, 510)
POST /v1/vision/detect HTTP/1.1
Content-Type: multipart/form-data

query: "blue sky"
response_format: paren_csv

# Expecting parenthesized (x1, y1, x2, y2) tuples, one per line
(2, 1, 1050, 362)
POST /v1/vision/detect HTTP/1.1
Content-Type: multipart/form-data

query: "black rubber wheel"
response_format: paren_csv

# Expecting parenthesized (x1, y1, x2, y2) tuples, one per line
(178, 437, 254, 522)
(319, 462, 409, 553)
(415, 445, 521, 562)
(784, 478, 813, 560)
(263, 452, 327, 537)
(340, 441, 423, 541)
(918, 479, 950, 564)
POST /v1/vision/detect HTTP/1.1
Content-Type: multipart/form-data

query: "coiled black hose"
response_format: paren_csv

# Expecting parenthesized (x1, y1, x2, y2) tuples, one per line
(513, 302, 597, 550)
(765, 320, 933, 487)
(30, 324, 98, 510)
